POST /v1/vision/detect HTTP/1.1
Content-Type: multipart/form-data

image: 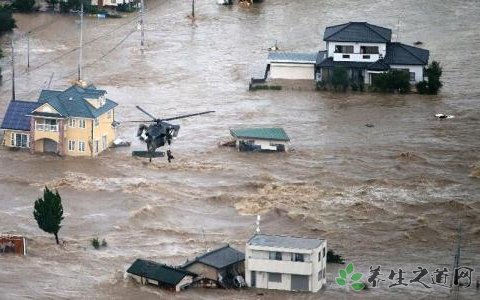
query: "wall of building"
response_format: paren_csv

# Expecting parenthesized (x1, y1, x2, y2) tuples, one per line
(1, 130, 30, 149)
(327, 42, 387, 62)
(63, 117, 94, 157)
(176, 276, 194, 292)
(245, 242, 326, 292)
(92, 109, 116, 156)
(390, 65, 425, 82)
(269, 63, 315, 80)
(183, 263, 219, 282)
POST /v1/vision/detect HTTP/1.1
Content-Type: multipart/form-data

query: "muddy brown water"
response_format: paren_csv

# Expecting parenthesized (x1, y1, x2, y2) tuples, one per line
(0, 0, 479, 299)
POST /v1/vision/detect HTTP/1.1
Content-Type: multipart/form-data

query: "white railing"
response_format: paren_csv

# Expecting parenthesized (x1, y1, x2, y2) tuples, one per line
(36, 124, 58, 132)
(333, 53, 380, 62)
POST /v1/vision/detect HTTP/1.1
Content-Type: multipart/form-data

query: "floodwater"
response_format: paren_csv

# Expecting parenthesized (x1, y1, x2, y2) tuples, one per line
(0, 0, 479, 299)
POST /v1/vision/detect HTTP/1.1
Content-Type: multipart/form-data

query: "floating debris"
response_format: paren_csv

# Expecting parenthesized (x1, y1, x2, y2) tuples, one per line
(434, 113, 455, 119)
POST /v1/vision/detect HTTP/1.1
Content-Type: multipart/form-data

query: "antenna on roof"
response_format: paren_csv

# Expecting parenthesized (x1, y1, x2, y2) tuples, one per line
(78, 1, 84, 82)
(256, 215, 261, 234)
(11, 38, 15, 101)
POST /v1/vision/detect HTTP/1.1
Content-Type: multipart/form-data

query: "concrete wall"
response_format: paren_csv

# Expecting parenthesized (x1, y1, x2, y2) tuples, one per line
(245, 241, 326, 292)
(269, 63, 315, 80)
(183, 263, 219, 282)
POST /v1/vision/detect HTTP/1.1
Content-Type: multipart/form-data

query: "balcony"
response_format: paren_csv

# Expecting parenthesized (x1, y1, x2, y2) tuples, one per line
(247, 258, 313, 275)
(35, 124, 58, 132)
(333, 52, 380, 62)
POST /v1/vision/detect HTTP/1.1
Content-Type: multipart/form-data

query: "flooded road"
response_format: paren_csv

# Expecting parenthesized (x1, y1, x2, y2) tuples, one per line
(1, 0, 480, 298)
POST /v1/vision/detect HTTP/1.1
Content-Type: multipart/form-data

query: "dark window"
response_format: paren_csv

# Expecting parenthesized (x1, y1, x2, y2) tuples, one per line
(342, 54, 350, 59)
(322, 247, 325, 258)
(268, 273, 282, 283)
(269, 251, 282, 260)
(335, 45, 354, 54)
(363, 55, 371, 59)
(360, 46, 379, 54)
(409, 72, 415, 81)
(292, 253, 304, 262)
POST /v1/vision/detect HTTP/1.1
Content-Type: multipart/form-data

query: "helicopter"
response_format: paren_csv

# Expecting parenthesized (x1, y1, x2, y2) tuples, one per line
(132, 106, 214, 162)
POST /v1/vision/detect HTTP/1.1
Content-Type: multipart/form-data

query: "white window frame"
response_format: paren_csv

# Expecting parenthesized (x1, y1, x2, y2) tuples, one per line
(78, 141, 85, 152)
(94, 118, 99, 127)
(69, 118, 76, 128)
(95, 140, 99, 153)
(79, 119, 86, 129)
(102, 135, 107, 150)
(11, 133, 29, 148)
(68, 140, 76, 151)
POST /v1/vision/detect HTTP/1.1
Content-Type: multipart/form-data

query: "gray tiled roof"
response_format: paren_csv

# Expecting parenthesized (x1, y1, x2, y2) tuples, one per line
(181, 245, 245, 270)
(268, 52, 318, 64)
(324, 22, 392, 43)
(1, 101, 39, 131)
(248, 234, 324, 250)
(316, 57, 373, 69)
(127, 259, 196, 285)
(384, 42, 429, 65)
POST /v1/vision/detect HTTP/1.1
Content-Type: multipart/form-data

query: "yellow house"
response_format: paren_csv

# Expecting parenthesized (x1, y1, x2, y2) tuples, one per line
(1, 85, 118, 157)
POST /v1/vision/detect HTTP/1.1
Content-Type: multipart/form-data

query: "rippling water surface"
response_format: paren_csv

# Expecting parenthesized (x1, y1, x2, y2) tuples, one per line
(0, 0, 479, 298)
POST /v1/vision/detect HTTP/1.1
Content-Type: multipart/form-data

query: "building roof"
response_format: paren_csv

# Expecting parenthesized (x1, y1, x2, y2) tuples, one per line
(230, 128, 290, 142)
(384, 42, 429, 66)
(1, 100, 39, 131)
(316, 57, 374, 69)
(127, 259, 196, 285)
(181, 245, 245, 270)
(366, 59, 390, 71)
(34, 85, 117, 119)
(323, 22, 392, 43)
(247, 234, 324, 250)
(268, 52, 318, 64)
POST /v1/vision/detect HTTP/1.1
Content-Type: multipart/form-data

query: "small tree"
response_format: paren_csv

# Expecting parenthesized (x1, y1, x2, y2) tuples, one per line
(0, 5, 16, 33)
(426, 61, 442, 94)
(13, 0, 36, 12)
(372, 69, 410, 93)
(33, 187, 64, 244)
(331, 67, 349, 92)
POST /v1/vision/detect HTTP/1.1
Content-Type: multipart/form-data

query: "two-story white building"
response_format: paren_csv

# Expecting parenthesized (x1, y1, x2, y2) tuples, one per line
(245, 234, 327, 292)
(316, 22, 430, 84)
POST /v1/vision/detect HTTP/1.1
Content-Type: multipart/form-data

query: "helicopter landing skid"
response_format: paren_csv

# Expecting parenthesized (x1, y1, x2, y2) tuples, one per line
(132, 151, 165, 158)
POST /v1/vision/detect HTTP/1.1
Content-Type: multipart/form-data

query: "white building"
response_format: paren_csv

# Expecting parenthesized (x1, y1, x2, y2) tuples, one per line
(90, 0, 136, 7)
(245, 234, 327, 292)
(230, 128, 290, 152)
(267, 52, 318, 80)
(316, 22, 430, 84)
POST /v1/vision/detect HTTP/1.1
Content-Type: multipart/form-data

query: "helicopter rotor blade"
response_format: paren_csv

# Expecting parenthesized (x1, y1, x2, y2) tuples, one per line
(124, 120, 156, 123)
(162, 111, 215, 122)
(136, 106, 158, 121)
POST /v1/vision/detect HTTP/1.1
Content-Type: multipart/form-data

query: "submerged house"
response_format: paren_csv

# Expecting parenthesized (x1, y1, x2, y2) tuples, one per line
(181, 245, 245, 288)
(230, 128, 290, 152)
(0, 85, 118, 157)
(127, 259, 197, 292)
(263, 22, 429, 86)
(316, 22, 429, 84)
(0, 235, 27, 255)
(245, 234, 327, 292)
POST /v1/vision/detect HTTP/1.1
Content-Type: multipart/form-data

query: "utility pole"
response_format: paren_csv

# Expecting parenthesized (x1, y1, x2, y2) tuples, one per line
(11, 39, 15, 101)
(450, 222, 462, 300)
(27, 31, 30, 72)
(192, 0, 195, 19)
(78, 1, 84, 82)
(140, 0, 145, 49)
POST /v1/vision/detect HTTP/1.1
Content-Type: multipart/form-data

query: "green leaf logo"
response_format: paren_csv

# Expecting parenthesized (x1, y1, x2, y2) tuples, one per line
(336, 262, 365, 292)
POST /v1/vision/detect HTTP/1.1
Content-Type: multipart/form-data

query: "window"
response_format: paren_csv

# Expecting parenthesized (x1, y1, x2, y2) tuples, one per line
(69, 118, 76, 128)
(68, 140, 76, 151)
(102, 135, 107, 150)
(268, 273, 282, 283)
(269, 251, 282, 261)
(362, 55, 371, 59)
(79, 119, 86, 129)
(292, 253, 304, 262)
(335, 45, 354, 53)
(409, 72, 415, 81)
(342, 54, 350, 59)
(318, 269, 323, 281)
(360, 46, 379, 54)
(95, 140, 99, 153)
(11, 133, 29, 148)
(323, 247, 326, 258)
(95, 118, 99, 127)
(78, 141, 85, 152)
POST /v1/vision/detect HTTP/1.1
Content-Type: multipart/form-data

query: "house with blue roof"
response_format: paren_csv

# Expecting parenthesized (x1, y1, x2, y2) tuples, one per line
(316, 22, 430, 84)
(264, 22, 430, 85)
(1, 85, 118, 157)
(230, 127, 290, 152)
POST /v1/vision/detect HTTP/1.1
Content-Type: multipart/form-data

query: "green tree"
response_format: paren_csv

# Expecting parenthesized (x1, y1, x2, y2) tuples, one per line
(13, 0, 36, 12)
(426, 60, 442, 94)
(330, 67, 349, 92)
(372, 69, 410, 93)
(33, 187, 64, 244)
(0, 5, 16, 33)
